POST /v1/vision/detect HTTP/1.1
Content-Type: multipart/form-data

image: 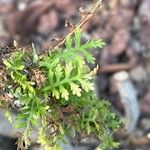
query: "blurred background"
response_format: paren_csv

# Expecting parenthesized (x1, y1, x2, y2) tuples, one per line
(0, 0, 150, 149)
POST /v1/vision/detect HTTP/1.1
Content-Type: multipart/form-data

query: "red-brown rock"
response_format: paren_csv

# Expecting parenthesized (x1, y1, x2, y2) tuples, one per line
(139, 25, 150, 45)
(109, 8, 134, 29)
(37, 10, 58, 35)
(119, 0, 139, 9)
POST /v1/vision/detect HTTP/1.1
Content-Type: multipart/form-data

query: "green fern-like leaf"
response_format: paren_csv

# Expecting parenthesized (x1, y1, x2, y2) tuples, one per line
(2, 27, 121, 150)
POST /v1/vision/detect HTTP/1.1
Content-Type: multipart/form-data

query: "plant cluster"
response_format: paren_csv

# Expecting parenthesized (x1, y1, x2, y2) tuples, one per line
(0, 28, 120, 150)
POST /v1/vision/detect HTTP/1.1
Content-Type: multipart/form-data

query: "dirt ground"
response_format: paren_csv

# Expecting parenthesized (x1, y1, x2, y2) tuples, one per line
(0, 0, 150, 149)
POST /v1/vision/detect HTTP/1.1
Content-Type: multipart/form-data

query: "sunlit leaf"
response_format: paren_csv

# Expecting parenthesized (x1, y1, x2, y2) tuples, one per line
(66, 35, 72, 50)
(70, 82, 81, 97)
(74, 27, 81, 48)
(5, 111, 12, 123)
(59, 85, 69, 100)
(52, 88, 60, 99)
(65, 62, 73, 78)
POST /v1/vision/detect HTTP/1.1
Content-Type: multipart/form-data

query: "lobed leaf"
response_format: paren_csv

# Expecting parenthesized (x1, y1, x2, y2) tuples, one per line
(70, 82, 82, 97)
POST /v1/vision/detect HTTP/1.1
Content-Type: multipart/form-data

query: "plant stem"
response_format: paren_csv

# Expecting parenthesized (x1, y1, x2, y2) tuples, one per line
(51, 0, 103, 52)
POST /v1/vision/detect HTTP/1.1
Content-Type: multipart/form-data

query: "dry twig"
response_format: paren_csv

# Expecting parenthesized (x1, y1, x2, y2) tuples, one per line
(52, 0, 103, 52)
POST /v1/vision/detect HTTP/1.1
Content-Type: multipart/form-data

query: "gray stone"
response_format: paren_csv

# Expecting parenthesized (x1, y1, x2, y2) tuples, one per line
(112, 71, 139, 133)
(138, 0, 150, 24)
(141, 119, 150, 131)
(130, 65, 148, 82)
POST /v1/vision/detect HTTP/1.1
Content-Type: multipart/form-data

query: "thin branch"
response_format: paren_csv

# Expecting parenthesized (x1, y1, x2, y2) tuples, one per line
(51, 0, 103, 52)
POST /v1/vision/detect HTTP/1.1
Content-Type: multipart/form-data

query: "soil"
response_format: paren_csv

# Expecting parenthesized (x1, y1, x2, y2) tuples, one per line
(0, 0, 150, 149)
